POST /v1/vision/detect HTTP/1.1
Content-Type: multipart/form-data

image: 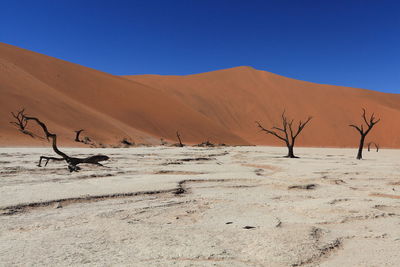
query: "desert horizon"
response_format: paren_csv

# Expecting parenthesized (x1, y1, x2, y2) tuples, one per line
(2, 1, 400, 266)
(2, 42, 400, 149)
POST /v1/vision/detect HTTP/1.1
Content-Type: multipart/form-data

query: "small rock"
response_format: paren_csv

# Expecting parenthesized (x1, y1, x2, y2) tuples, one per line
(225, 222, 233, 224)
(243, 226, 256, 229)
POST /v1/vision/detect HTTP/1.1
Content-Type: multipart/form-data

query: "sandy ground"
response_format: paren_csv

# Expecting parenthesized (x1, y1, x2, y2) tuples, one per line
(1, 146, 400, 266)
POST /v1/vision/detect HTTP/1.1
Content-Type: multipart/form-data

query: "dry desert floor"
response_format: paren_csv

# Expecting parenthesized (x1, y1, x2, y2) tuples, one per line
(1, 146, 400, 266)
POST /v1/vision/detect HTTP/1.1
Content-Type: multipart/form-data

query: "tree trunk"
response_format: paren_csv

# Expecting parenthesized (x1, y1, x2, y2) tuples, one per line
(75, 129, 84, 142)
(176, 131, 183, 147)
(357, 136, 365, 160)
(287, 145, 296, 158)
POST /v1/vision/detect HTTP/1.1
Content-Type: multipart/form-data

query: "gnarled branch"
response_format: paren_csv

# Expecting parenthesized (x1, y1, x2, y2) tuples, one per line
(12, 109, 109, 172)
(9, 108, 39, 138)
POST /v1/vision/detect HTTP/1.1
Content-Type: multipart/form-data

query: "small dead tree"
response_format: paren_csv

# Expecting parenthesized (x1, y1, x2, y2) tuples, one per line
(176, 131, 184, 147)
(256, 111, 312, 158)
(367, 142, 380, 152)
(74, 129, 84, 142)
(349, 108, 380, 160)
(11, 110, 109, 172)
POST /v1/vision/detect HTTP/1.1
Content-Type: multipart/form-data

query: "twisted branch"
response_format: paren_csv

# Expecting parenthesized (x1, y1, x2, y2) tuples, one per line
(11, 109, 109, 172)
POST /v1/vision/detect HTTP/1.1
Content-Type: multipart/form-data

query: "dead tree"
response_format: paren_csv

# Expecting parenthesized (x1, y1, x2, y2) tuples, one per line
(74, 129, 84, 142)
(367, 142, 380, 152)
(176, 131, 184, 147)
(11, 110, 109, 172)
(256, 111, 312, 158)
(349, 108, 380, 160)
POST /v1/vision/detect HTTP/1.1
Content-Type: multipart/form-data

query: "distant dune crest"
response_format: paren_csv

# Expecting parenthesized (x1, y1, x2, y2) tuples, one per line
(1, 42, 400, 147)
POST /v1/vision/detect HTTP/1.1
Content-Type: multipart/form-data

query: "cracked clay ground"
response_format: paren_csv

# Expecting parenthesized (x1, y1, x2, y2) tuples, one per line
(1, 146, 400, 266)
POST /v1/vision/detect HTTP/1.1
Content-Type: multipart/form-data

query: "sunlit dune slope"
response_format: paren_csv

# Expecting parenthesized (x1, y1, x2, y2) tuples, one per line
(124, 66, 400, 147)
(2, 42, 400, 148)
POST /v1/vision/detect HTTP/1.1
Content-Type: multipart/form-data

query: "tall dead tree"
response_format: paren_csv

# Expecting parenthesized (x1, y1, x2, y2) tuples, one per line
(349, 108, 380, 160)
(11, 110, 109, 172)
(256, 111, 312, 158)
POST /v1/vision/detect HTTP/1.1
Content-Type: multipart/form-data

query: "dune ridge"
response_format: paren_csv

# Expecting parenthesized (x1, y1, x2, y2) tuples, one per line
(2, 42, 400, 147)
(0, 43, 246, 146)
(124, 67, 400, 147)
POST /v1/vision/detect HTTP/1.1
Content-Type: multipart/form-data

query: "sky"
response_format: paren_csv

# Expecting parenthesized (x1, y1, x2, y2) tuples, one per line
(1, 0, 400, 93)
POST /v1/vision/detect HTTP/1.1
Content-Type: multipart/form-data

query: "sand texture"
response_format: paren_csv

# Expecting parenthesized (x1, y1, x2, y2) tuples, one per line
(1, 146, 400, 266)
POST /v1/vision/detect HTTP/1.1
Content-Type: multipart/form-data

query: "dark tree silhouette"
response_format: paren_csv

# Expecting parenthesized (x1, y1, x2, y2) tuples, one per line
(11, 110, 109, 172)
(256, 111, 312, 158)
(349, 108, 380, 160)
(176, 131, 184, 147)
(74, 129, 84, 142)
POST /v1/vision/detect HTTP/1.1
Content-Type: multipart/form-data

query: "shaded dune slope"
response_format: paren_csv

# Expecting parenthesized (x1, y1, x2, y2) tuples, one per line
(0, 43, 247, 146)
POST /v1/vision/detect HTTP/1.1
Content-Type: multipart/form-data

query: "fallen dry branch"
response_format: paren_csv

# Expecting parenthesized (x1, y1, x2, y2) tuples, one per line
(288, 184, 317, 190)
(12, 110, 109, 172)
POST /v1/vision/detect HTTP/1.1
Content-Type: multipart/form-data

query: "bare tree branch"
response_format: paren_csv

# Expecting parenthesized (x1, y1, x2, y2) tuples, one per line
(293, 116, 312, 139)
(9, 108, 45, 139)
(256, 121, 287, 142)
(256, 111, 312, 158)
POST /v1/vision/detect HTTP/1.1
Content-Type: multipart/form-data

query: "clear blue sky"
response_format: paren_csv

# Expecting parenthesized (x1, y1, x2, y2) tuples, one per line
(1, 0, 400, 93)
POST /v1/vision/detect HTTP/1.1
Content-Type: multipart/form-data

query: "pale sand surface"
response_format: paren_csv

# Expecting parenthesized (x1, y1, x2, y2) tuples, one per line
(1, 146, 400, 266)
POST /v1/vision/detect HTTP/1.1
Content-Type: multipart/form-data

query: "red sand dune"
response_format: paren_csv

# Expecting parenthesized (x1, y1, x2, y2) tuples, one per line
(124, 67, 400, 147)
(0, 43, 246, 146)
(1, 42, 400, 147)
